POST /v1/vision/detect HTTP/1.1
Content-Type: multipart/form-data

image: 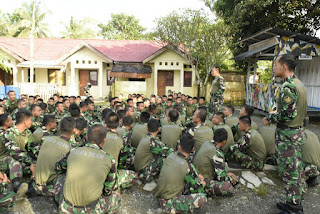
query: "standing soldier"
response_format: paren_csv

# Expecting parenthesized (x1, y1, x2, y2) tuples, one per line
(210, 66, 225, 114)
(263, 54, 307, 214)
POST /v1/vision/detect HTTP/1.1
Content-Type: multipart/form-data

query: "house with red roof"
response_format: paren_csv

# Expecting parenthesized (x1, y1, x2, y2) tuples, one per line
(0, 37, 198, 99)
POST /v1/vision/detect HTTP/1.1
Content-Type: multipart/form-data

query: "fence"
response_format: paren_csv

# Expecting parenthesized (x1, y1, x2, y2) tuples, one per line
(17, 83, 66, 101)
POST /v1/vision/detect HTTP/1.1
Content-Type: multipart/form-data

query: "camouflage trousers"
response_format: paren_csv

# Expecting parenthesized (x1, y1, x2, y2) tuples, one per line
(0, 156, 23, 181)
(117, 170, 138, 189)
(304, 163, 320, 179)
(138, 156, 163, 184)
(158, 193, 207, 214)
(0, 189, 15, 212)
(275, 127, 306, 205)
(118, 147, 136, 170)
(209, 95, 224, 114)
(205, 178, 233, 196)
(54, 174, 66, 204)
(32, 178, 57, 197)
(59, 192, 121, 214)
(228, 148, 264, 171)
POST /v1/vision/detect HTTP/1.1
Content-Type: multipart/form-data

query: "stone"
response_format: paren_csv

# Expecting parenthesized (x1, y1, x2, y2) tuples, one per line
(143, 181, 157, 192)
(263, 164, 277, 171)
(239, 177, 246, 185)
(261, 177, 275, 186)
(241, 171, 262, 187)
(257, 172, 267, 178)
(246, 183, 255, 189)
(135, 179, 142, 185)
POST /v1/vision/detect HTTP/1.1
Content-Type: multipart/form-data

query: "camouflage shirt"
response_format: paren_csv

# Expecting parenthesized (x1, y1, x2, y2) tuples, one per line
(4, 99, 18, 114)
(211, 75, 225, 97)
(3, 126, 33, 165)
(230, 129, 251, 153)
(118, 129, 136, 169)
(30, 116, 43, 133)
(212, 143, 232, 182)
(25, 126, 52, 160)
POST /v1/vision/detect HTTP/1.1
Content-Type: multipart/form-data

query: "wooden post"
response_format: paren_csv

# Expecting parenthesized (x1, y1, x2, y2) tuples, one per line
(154, 64, 158, 96)
(29, 0, 35, 83)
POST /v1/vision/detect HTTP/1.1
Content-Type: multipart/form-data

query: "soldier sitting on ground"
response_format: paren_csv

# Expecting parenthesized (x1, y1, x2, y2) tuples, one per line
(32, 117, 76, 197)
(194, 128, 237, 197)
(131, 111, 150, 147)
(161, 110, 183, 149)
(212, 112, 235, 153)
(11, 99, 27, 121)
(30, 104, 43, 133)
(258, 119, 277, 164)
(0, 171, 16, 212)
(118, 116, 135, 170)
(156, 134, 207, 213)
(228, 116, 266, 171)
(134, 119, 173, 187)
(71, 118, 87, 147)
(133, 101, 145, 123)
(54, 124, 121, 213)
(223, 105, 239, 128)
(4, 91, 18, 115)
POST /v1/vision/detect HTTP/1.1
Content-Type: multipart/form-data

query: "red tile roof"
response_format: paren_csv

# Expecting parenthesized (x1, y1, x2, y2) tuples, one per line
(0, 37, 165, 62)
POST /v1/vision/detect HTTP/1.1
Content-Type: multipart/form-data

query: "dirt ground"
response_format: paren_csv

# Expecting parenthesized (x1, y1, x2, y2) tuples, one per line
(4, 109, 320, 214)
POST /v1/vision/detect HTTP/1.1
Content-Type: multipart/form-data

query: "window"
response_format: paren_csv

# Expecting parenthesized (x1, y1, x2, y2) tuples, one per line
(89, 70, 98, 85)
(159, 62, 162, 65)
(48, 69, 66, 86)
(76, 60, 79, 64)
(171, 62, 174, 66)
(184, 71, 192, 87)
(166, 71, 174, 86)
(28, 69, 36, 82)
(128, 78, 145, 81)
(165, 62, 168, 66)
(106, 70, 114, 86)
(88, 60, 91, 64)
(82, 60, 85, 64)
(176, 62, 179, 66)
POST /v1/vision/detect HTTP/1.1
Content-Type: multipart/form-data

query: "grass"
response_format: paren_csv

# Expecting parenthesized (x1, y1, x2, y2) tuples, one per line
(253, 184, 269, 196)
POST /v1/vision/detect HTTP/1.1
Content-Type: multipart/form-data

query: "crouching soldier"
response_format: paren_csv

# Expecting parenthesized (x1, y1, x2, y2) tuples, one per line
(155, 134, 207, 213)
(194, 128, 237, 197)
(55, 124, 121, 213)
(134, 119, 173, 185)
(228, 116, 266, 171)
(0, 171, 16, 212)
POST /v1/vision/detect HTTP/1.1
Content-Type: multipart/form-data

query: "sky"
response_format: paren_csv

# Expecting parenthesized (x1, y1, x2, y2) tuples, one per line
(1, 0, 213, 37)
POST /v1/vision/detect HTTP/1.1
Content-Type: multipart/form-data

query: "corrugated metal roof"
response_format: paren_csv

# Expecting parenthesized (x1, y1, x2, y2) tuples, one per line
(234, 43, 277, 60)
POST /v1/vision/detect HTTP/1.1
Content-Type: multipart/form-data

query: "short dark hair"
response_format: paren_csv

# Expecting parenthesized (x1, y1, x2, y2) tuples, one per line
(31, 104, 40, 112)
(62, 99, 69, 104)
(70, 96, 76, 99)
(149, 104, 157, 112)
(16, 109, 32, 125)
(86, 99, 94, 105)
(37, 98, 44, 103)
(199, 97, 205, 101)
(226, 105, 235, 114)
(101, 108, 112, 122)
(87, 124, 107, 145)
(42, 115, 56, 126)
(17, 99, 25, 105)
(197, 108, 207, 123)
(7, 90, 15, 95)
(39, 102, 47, 111)
(214, 128, 228, 143)
(79, 101, 88, 108)
(168, 110, 179, 122)
(140, 111, 150, 123)
(167, 99, 173, 103)
(215, 112, 225, 123)
(0, 114, 10, 126)
(69, 103, 80, 117)
(49, 97, 54, 101)
(179, 134, 195, 153)
(213, 65, 220, 71)
(244, 105, 254, 117)
(105, 112, 119, 129)
(122, 116, 133, 127)
(147, 119, 160, 132)
(117, 110, 126, 119)
(55, 102, 63, 108)
(239, 116, 251, 126)
(127, 98, 133, 103)
(278, 54, 297, 72)
(60, 117, 76, 135)
(75, 118, 87, 130)
(136, 102, 144, 107)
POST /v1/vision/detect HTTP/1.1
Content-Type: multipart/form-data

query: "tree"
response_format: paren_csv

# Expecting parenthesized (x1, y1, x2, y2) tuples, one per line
(203, 0, 320, 69)
(61, 16, 97, 39)
(154, 9, 232, 96)
(0, 10, 22, 37)
(16, 1, 50, 38)
(98, 13, 146, 40)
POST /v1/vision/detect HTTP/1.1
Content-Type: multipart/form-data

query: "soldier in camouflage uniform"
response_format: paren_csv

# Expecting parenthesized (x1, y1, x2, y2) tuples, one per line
(3, 109, 34, 196)
(229, 116, 266, 171)
(263, 54, 307, 213)
(30, 104, 43, 133)
(118, 116, 135, 170)
(210, 66, 225, 114)
(156, 134, 207, 213)
(54, 102, 66, 124)
(69, 118, 87, 148)
(32, 117, 76, 197)
(161, 110, 183, 149)
(27, 96, 35, 111)
(47, 97, 56, 114)
(133, 102, 144, 124)
(84, 99, 100, 126)
(54, 124, 121, 213)
(25, 115, 57, 160)
(4, 91, 18, 115)
(0, 171, 16, 212)
(185, 96, 196, 126)
(224, 105, 239, 128)
(134, 119, 173, 184)
(11, 99, 27, 121)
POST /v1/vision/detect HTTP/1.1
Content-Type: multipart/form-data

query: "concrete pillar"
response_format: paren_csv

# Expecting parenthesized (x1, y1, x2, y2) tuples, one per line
(12, 66, 18, 86)
(154, 64, 158, 96)
(69, 62, 76, 96)
(21, 68, 25, 83)
(180, 68, 184, 93)
(99, 62, 103, 99)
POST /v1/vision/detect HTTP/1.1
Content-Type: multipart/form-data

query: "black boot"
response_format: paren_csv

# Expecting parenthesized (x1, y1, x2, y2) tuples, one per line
(306, 176, 319, 187)
(26, 182, 38, 198)
(12, 178, 28, 199)
(277, 202, 304, 214)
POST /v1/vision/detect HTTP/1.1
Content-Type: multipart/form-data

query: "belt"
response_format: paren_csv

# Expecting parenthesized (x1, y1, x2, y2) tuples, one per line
(276, 123, 301, 130)
(64, 198, 99, 209)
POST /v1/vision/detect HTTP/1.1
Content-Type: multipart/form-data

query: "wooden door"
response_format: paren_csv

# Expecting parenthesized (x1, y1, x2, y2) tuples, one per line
(0, 69, 5, 86)
(157, 71, 166, 96)
(79, 70, 90, 96)
(0, 69, 13, 86)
